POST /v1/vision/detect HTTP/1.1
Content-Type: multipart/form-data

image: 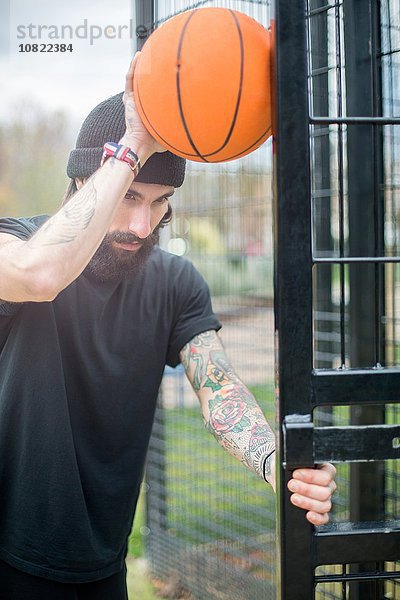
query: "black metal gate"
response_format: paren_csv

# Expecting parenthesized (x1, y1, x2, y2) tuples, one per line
(275, 0, 400, 597)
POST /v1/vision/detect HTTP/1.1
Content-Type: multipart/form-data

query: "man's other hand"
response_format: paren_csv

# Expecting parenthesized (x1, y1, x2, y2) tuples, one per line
(287, 463, 337, 526)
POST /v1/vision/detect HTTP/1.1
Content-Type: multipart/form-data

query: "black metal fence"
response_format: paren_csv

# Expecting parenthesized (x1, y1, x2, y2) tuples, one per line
(276, 0, 400, 598)
(133, 0, 400, 598)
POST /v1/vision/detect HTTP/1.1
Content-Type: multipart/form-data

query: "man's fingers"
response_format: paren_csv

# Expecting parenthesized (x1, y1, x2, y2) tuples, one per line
(290, 492, 332, 515)
(292, 463, 337, 487)
(306, 511, 329, 526)
(125, 52, 140, 95)
(319, 462, 337, 479)
(287, 479, 333, 502)
(284, 463, 337, 525)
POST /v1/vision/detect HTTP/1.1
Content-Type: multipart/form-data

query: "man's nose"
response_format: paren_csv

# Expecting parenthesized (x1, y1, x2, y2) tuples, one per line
(128, 205, 152, 239)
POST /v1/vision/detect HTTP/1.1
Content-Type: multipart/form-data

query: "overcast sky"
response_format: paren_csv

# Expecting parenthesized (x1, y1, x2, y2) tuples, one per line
(0, 0, 273, 169)
(1, 0, 136, 134)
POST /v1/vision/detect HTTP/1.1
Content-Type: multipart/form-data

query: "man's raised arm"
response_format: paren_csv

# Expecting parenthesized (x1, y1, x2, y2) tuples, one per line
(0, 55, 163, 303)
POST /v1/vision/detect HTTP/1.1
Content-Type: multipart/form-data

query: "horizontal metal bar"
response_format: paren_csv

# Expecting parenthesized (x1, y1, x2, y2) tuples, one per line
(315, 570, 400, 584)
(308, 2, 341, 17)
(311, 65, 336, 77)
(312, 368, 400, 407)
(314, 424, 400, 462)
(379, 47, 400, 58)
(382, 183, 400, 190)
(311, 188, 337, 199)
(310, 116, 400, 125)
(314, 310, 345, 322)
(313, 256, 400, 264)
(310, 127, 331, 138)
(313, 521, 400, 566)
(314, 331, 343, 343)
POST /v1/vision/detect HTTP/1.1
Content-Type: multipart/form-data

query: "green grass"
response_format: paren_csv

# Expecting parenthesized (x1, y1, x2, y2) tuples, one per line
(128, 385, 276, 555)
(126, 383, 400, 598)
(130, 385, 400, 553)
(128, 491, 147, 558)
(126, 557, 158, 599)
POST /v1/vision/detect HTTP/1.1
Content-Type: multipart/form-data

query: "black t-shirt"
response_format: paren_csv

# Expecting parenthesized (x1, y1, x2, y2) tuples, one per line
(0, 216, 221, 583)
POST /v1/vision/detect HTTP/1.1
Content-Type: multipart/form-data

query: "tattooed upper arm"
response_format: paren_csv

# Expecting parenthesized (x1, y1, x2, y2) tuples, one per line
(180, 330, 240, 393)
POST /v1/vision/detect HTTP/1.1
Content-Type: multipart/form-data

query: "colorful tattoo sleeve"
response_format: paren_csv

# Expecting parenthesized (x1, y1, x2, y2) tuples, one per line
(180, 330, 276, 484)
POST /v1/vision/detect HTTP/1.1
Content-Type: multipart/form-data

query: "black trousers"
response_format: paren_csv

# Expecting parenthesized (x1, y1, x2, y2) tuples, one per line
(0, 559, 128, 600)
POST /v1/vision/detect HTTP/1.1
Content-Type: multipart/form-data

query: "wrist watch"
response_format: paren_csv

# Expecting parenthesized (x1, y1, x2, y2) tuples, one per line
(101, 142, 141, 176)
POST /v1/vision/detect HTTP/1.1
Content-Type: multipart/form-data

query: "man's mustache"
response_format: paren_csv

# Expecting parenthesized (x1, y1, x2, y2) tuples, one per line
(107, 231, 146, 244)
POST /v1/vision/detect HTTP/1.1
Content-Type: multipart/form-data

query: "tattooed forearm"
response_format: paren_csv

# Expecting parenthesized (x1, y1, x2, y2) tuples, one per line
(181, 331, 276, 485)
(27, 179, 97, 248)
(206, 383, 275, 482)
(63, 179, 97, 229)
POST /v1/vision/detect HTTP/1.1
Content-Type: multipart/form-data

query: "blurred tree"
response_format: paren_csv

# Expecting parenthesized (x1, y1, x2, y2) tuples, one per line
(188, 217, 226, 255)
(0, 103, 71, 217)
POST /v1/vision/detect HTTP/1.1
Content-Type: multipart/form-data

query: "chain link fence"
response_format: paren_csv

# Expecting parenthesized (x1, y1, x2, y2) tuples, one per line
(133, 0, 400, 598)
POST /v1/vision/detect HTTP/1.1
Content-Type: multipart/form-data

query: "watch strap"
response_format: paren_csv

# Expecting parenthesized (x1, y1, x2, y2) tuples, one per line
(101, 142, 141, 176)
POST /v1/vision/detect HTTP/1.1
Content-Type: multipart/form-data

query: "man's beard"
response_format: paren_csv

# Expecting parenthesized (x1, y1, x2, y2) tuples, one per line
(84, 228, 160, 283)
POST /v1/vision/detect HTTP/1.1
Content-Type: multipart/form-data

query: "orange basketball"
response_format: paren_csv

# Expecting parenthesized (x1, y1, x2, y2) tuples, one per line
(133, 8, 272, 163)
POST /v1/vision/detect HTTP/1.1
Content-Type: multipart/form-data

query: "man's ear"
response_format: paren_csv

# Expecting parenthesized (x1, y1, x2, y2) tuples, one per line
(75, 178, 86, 190)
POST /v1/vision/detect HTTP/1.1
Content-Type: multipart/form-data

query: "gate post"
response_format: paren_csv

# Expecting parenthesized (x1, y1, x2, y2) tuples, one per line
(274, 1, 315, 597)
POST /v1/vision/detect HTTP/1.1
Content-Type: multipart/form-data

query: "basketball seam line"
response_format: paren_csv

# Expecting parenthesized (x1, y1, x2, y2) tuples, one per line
(135, 8, 271, 161)
(175, 9, 207, 161)
(137, 75, 271, 160)
(176, 8, 246, 160)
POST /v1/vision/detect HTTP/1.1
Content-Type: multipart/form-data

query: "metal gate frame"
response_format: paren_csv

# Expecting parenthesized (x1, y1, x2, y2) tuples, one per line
(274, 0, 400, 598)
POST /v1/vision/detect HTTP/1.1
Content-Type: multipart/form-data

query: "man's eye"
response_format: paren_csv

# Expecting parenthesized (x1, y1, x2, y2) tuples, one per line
(155, 197, 169, 204)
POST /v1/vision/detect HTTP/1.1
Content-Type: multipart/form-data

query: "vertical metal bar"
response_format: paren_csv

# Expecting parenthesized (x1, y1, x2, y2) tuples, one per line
(383, 6, 400, 588)
(0, 0, 10, 59)
(385, 0, 398, 367)
(134, 0, 154, 50)
(146, 398, 168, 565)
(335, 0, 347, 369)
(343, 0, 386, 597)
(384, 0, 398, 367)
(371, 0, 385, 369)
(309, 0, 334, 371)
(274, 0, 314, 598)
(136, 0, 160, 569)
(371, 0, 387, 588)
(343, 563, 347, 598)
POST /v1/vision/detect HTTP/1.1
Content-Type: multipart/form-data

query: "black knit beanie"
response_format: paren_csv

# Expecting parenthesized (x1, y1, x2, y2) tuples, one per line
(67, 92, 186, 187)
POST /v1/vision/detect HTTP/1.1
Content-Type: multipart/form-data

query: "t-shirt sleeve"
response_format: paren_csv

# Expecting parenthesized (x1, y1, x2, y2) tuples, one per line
(166, 260, 221, 368)
(0, 215, 48, 240)
(0, 215, 48, 317)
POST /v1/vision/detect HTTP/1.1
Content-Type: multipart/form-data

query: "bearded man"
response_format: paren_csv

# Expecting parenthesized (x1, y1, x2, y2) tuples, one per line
(0, 57, 336, 599)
